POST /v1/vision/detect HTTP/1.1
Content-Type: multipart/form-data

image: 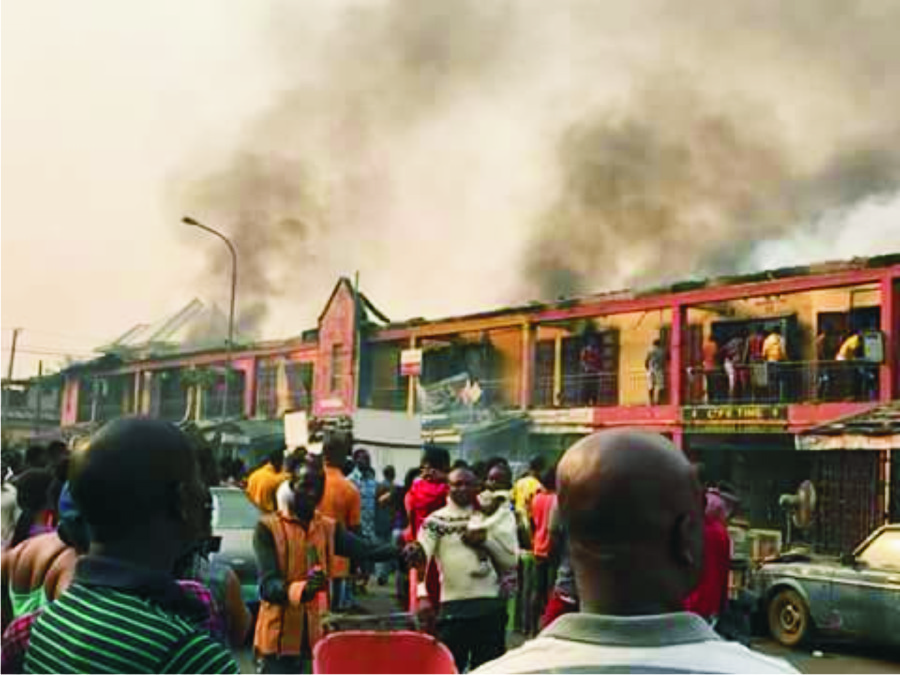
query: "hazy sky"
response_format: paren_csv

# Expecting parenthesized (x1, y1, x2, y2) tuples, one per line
(3, 1, 283, 376)
(4, 1, 899, 379)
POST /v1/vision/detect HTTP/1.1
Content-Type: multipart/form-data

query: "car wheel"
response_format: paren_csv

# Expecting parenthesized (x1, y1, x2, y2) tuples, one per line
(768, 588, 811, 647)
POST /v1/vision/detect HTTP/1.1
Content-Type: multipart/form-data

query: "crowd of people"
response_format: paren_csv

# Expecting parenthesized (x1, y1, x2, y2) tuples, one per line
(0, 421, 798, 674)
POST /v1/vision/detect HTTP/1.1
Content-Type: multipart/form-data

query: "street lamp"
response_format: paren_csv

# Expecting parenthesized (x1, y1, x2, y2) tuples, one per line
(183, 216, 237, 419)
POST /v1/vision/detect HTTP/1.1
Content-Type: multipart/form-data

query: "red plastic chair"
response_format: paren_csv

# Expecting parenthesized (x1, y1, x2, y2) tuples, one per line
(314, 568, 457, 674)
(313, 630, 457, 674)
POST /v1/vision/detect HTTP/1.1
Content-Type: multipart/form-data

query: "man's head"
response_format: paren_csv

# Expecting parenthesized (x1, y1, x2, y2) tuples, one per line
(421, 444, 450, 483)
(485, 462, 512, 492)
(652, 339, 661, 348)
(448, 467, 478, 508)
(268, 448, 286, 472)
(323, 430, 353, 468)
(557, 429, 704, 616)
(528, 455, 546, 477)
(284, 449, 305, 476)
(353, 447, 372, 472)
(25, 445, 47, 470)
(69, 418, 208, 568)
(288, 453, 326, 522)
(383, 465, 396, 483)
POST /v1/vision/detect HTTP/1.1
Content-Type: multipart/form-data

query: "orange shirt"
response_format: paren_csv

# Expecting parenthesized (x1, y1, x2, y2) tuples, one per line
(246, 463, 288, 513)
(318, 466, 361, 578)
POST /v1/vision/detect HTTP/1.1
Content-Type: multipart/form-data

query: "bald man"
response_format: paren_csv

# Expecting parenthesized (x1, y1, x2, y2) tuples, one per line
(476, 429, 796, 674)
(22, 418, 238, 674)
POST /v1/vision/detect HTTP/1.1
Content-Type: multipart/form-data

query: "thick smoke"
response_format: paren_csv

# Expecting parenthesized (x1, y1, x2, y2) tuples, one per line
(176, 0, 900, 331)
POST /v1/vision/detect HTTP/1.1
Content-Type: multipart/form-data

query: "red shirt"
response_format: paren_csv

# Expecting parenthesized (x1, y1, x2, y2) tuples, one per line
(684, 515, 731, 618)
(403, 478, 448, 610)
(531, 491, 556, 559)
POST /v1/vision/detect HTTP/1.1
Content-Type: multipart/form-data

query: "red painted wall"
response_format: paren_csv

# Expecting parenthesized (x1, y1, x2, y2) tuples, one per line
(60, 378, 79, 426)
(313, 282, 357, 417)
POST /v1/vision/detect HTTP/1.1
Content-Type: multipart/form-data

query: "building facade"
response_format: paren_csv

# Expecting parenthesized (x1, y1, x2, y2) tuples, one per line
(55, 255, 900, 550)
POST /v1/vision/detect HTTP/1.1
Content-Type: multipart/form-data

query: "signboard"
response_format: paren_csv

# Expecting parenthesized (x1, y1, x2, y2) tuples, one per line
(862, 330, 884, 363)
(283, 410, 309, 449)
(400, 349, 423, 377)
(682, 405, 788, 425)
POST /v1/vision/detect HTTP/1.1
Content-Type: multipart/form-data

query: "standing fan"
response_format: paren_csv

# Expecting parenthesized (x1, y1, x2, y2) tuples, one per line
(778, 480, 817, 547)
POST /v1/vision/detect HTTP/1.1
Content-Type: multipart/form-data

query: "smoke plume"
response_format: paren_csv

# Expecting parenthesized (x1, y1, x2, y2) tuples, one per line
(175, 0, 900, 332)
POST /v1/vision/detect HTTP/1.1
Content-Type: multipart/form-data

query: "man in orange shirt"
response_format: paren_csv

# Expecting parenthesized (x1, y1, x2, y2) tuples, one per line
(246, 449, 287, 513)
(317, 430, 361, 611)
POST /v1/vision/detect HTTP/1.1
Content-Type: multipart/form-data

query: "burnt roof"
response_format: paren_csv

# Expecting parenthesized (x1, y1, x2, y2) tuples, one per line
(379, 253, 900, 331)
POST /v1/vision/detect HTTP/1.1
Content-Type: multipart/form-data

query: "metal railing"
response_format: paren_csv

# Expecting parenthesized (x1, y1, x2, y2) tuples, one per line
(683, 360, 880, 405)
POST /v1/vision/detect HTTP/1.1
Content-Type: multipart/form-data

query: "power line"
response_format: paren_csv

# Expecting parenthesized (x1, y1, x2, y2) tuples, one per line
(0, 347, 97, 358)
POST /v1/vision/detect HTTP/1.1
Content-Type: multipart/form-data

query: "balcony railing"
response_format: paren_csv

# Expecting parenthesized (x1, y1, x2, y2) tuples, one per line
(684, 360, 880, 405)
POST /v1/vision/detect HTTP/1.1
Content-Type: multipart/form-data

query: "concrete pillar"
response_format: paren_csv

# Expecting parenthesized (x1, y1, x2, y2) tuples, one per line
(407, 336, 417, 416)
(553, 334, 563, 407)
(881, 275, 898, 402)
(243, 359, 256, 418)
(520, 322, 536, 410)
(670, 304, 687, 407)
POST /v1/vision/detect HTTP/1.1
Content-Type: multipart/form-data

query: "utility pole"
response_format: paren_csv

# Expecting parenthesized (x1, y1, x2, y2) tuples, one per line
(2, 328, 22, 439)
(6, 328, 21, 382)
(34, 361, 43, 434)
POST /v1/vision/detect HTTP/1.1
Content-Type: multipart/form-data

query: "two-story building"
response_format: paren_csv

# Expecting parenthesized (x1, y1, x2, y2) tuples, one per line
(57, 253, 900, 551)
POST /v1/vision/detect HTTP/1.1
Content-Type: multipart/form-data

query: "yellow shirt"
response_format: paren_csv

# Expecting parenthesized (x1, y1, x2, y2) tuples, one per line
(762, 333, 785, 362)
(246, 463, 288, 513)
(512, 475, 542, 520)
(836, 334, 861, 361)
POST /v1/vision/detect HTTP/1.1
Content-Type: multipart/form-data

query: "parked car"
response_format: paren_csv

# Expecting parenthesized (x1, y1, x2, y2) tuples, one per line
(210, 486, 262, 609)
(754, 524, 900, 648)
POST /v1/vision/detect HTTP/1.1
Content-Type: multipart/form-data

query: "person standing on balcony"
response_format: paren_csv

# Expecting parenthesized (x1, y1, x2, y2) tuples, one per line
(579, 336, 603, 406)
(721, 332, 748, 402)
(762, 327, 787, 402)
(746, 327, 766, 400)
(645, 339, 666, 405)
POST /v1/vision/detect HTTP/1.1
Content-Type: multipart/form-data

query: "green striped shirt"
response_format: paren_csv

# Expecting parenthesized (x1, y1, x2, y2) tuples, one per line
(24, 583, 238, 674)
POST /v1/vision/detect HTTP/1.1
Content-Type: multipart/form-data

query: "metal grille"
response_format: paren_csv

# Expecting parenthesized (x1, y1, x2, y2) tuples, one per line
(812, 451, 882, 554)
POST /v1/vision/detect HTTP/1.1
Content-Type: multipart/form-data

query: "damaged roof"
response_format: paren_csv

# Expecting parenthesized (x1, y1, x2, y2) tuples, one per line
(802, 402, 900, 437)
(380, 252, 900, 331)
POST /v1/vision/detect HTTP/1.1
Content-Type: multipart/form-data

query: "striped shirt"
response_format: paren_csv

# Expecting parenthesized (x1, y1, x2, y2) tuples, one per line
(24, 557, 238, 674)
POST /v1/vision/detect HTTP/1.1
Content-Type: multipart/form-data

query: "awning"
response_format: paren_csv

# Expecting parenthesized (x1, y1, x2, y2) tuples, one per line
(796, 402, 900, 451)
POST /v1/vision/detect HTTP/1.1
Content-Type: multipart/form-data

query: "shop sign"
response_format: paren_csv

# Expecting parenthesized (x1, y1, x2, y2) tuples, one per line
(400, 349, 423, 377)
(682, 405, 788, 424)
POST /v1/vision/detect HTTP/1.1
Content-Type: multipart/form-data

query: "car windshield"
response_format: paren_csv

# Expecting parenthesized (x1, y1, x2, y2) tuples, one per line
(211, 489, 260, 529)
(857, 529, 900, 570)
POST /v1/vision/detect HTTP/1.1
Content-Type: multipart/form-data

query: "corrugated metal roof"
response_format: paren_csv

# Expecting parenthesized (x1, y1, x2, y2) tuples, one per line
(802, 402, 900, 437)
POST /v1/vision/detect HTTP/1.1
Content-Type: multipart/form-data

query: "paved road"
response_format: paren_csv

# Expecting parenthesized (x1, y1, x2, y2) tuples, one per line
(752, 639, 899, 674)
(238, 580, 900, 673)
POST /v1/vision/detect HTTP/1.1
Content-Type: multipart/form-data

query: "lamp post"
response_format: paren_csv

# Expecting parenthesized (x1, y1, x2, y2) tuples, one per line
(183, 216, 237, 419)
